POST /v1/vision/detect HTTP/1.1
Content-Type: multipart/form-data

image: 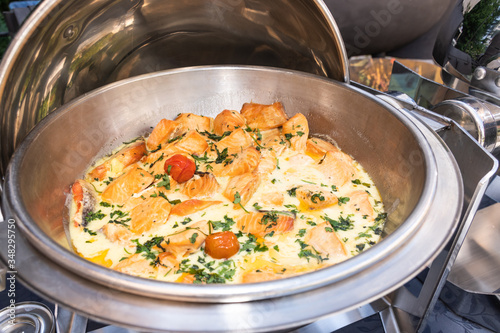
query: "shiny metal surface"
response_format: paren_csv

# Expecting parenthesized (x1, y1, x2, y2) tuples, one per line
(390, 61, 500, 154)
(0, 0, 348, 177)
(2, 66, 441, 302)
(431, 97, 500, 153)
(448, 203, 500, 295)
(0, 72, 463, 330)
(471, 67, 500, 97)
(323, 0, 455, 56)
(0, 302, 55, 333)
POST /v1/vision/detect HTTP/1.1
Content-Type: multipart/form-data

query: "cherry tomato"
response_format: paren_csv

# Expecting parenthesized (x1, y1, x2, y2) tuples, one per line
(164, 154, 196, 183)
(204, 231, 240, 259)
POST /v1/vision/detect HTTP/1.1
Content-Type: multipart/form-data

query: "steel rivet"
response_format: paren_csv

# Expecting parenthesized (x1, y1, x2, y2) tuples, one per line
(495, 77, 500, 88)
(474, 67, 486, 81)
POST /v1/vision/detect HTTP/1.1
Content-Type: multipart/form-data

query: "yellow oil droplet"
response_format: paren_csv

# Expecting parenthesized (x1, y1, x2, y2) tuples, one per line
(176, 273, 195, 283)
(85, 249, 113, 268)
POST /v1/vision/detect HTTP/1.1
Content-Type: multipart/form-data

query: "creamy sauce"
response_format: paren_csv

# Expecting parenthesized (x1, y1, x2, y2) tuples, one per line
(69, 104, 386, 284)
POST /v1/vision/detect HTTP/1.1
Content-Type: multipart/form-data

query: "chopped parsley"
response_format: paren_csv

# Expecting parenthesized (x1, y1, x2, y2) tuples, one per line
(356, 232, 373, 239)
(84, 210, 106, 225)
(356, 244, 366, 252)
(233, 192, 249, 213)
(296, 229, 307, 237)
(215, 147, 229, 164)
(158, 191, 181, 205)
(287, 187, 298, 197)
(167, 134, 185, 143)
(322, 214, 354, 231)
(103, 177, 114, 185)
(311, 192, 325, 203)
(83, 228, 97, 236)
(210, 215, 236, 231)
(123, 137, 141, 144)
(156, 174, 171, 190)
(200, 130, 231, 141)
(132, 236, 165, 262)
(150, 144, 162, 153)
(189, 233, 199, 244)
(177, 258, 236, 284)
(338, 196, 350, 205)
(295, 239, 326, 263)
(240, 234, 269, 253)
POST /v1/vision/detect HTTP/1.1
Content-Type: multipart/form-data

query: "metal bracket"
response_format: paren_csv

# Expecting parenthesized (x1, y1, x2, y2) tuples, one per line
(55, 306, 88, 333)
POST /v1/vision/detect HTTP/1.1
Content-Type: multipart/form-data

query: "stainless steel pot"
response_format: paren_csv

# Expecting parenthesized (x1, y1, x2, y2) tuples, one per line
(0, 66, 463, 331)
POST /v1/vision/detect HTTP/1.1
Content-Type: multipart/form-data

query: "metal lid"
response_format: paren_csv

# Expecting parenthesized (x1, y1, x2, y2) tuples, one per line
(0, 0, 348, 176)
(0, 302, 55, 333)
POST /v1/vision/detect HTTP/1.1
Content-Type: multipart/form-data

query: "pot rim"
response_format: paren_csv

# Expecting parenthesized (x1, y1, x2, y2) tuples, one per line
(5, 65, 439, 303)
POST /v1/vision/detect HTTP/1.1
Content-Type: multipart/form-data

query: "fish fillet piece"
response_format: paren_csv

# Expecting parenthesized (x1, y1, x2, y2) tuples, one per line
(175, 113, 213, 133)
(223, 173, 260, 208)
(181, 173, 220, 198)
(114, 253, 157, 277)
(295, 185, 338, 210)
(345, 191, 374, 219)
(213, 128, 253, 156)
(129, 196, 172, 234)
(89, 141, 147, 181)
(176, 273, 196, 284)
(237, 212, 294, 238)
(70, 179, 97, 227)
(260, 128, 284, 151)
(102, 223, 133, 243)
(241, 267, 286, 283)
(170, 199, 222, 216)
(305, 222, 347, 261)
(145, 130, 208, 164)
(306, 137, 339, 161)
(282, 113, 309, 152)
(213, 147, 261, 177)
(260, 192, 284, 206)
(161, 220, 210, 257)
(101, 166, 154, 205)
(240, 102, 288, 130)
(157, 252, 179, 271)
(213, 109, 246, 136)
(146, 119, 183, 151)
(316, 151, 356, 187)
(255, 149, 277, 174)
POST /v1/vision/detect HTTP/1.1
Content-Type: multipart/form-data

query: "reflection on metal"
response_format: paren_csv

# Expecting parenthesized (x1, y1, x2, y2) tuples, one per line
(349, 57, 468, 94)
(389, 61, 467, 109)
(431, 97, 500, 153)
(55, 306, 88, 333)
(0, 302, 55, 333)
(448, 203, 500, 295)
(471, 66, 500, 97)
(388, 61, 500, 154)
(293, 299, 388, 332)
(0, 0, 348, 177)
